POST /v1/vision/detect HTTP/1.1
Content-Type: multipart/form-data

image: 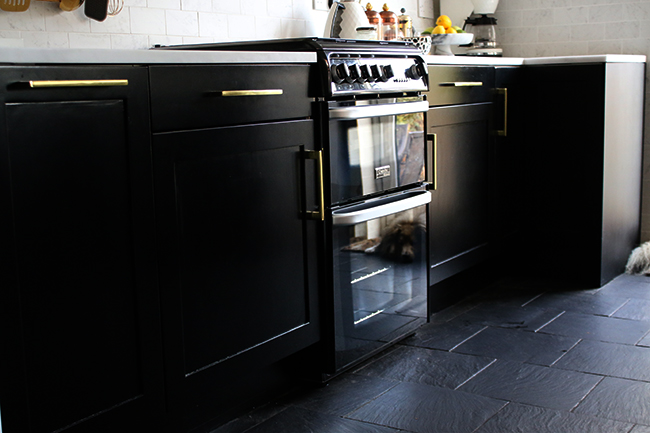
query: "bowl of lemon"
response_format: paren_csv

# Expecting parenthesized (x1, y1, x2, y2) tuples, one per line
(421, 15, 473, 55)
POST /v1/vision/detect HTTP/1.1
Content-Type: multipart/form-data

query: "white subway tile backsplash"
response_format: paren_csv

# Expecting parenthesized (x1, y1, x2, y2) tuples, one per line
(552, 6, 589, 24)
(240, 0, 268, 16)
(90, 9, 131, 34)
(166, 9, 199, 36)
(183, 0, 213, 11)
(0, 7, 46, 32)
(570, 22, 606, 40)
(604, 21, 639, 38)
(198, 12, 228, 38)
(587, 39, 622, 54)
(523, 9, 554, 25)
(130, 7, 166, 34)
(22, 30, 69, 48)
(267, 0, 293, 18)
(536, 25, 571, 41)
(213, 0, 242, 15)
(110, 33, 150, 49)
(227, 14, 253, 40)
(281, 18, 306, 37)
(589, 4, 625, 23)
(151, 0, 182, 10)
(149, 34, 184, 47)
(255, 15, 283, 38)
(69, 32, 112, 49)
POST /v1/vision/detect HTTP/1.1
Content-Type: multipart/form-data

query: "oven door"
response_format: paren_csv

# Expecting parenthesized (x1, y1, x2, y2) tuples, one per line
(328, 97, 428, 205)
(330, 187, 430, 373)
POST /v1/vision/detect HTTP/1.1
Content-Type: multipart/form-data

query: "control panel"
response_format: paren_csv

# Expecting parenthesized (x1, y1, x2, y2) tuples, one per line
(328, 55, 428, 96)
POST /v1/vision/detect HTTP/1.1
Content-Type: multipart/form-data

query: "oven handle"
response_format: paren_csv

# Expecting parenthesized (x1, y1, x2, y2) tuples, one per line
(332, 190, 431, 226)
(329, 100, 429, 120)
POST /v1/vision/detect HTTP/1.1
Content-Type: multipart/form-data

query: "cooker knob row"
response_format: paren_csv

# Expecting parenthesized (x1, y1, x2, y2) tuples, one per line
(331, 63, 396, 84)
(406, 63, 426, 80)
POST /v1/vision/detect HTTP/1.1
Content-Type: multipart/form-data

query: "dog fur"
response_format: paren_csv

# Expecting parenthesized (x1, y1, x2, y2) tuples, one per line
(626, 242, 650, 275)
(375, 215, 426, 263)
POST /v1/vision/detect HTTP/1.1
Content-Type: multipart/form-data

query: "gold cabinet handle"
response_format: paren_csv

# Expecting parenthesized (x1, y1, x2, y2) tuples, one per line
(219, 89, 283, 97)
(305, 149, 325, 221)
(497, 87, 508, 137)
(426, 133, 437, 191)
(28, 79, 129, 88)
(438, 82, 483, 87)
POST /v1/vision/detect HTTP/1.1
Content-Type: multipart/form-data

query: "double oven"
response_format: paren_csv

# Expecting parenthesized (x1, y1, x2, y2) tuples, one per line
(157, 38, 431, 377)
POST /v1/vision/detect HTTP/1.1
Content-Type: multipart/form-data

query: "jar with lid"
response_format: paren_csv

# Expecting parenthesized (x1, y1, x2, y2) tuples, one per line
(365, 3, 383, 40)
(379, 3, 399, 40)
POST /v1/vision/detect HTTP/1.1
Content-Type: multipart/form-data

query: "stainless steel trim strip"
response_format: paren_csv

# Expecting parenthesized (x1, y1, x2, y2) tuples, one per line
(332, 190, 431, 226)
(328, 100, 429, 120)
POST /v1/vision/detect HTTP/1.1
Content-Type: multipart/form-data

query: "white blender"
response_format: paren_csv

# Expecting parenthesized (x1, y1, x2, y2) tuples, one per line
(463, 0, 502, 56)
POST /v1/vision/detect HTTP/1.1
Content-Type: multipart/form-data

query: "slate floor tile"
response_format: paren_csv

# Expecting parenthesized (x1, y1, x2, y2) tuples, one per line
(637, 332, 650, 347)
(353, 345, 495, 389)
(537, 311, 650, 344)
(243, 406, 401, 433)
(574, 377, 650, 425)
(458, 359, 602, 410)
(346, 381, 507, 433)
(402, 319, 486, 351)
(525, 290, 629, 316)
(553, 339, 650, 381)
(452, 326, 580, 366)
(631, 426, 650, 433)
(453, 302, 564, 331)
(612, 298, 650, 321)
(288, 374, 398, 417)
(597, 274, 650, 300)
(473, 402, 633, 433)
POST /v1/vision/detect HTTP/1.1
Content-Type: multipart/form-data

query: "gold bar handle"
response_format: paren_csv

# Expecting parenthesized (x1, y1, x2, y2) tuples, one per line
(220, 89, 283, 97)
(497, 87, 508, 137)
(438, 82, 483, 87)
(305, 149, 325, 221)
(28, 79, 129, 88)
(426, 133, 437, 191)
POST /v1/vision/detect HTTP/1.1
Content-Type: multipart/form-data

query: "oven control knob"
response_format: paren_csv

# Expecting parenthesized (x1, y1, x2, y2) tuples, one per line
(371, 64, 388, 82)
(331, 63, 354, 84)
(406, 64, 425, 80)
(360, 64, 374, 82)
(349, 64, 366, 83)
(382, 65, 395, 80)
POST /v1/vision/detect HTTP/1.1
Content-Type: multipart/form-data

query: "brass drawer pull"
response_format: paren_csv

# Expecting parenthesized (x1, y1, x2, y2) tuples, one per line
(220, 89, 283, 97)
(28, 79, 129, 88)
(438, 81, 483, 87)
(305, 149, 325, 221)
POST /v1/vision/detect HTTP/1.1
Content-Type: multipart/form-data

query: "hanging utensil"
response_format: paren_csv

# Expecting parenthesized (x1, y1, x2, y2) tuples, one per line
(84, 0, 107, 21)
(0, 0, 30, 12)
(106, 0, 121, 16)
(59, 0, 83, 11)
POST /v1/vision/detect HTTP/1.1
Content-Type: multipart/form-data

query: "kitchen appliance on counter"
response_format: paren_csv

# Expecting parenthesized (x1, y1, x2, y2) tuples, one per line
(155, 38, 430, 379)
(463, 0, 502, 56)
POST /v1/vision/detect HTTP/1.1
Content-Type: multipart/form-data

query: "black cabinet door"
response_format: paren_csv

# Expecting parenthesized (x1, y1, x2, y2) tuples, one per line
(153, 119, 320, 428)
(427, 103, 492, 301)
(0, 67, 163, 433)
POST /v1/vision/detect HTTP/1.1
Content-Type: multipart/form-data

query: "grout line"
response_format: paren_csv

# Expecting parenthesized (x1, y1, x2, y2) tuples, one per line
(549, 338, 582, 367)
(470, 401, 511, 433)
(534, 310, 566, 333)
(454, 358, 498, 391)
(569, 374, 605, 413)
(449, 326, 489, 352)
(521, 292, 545, 307)
(608, 298, 631, 318)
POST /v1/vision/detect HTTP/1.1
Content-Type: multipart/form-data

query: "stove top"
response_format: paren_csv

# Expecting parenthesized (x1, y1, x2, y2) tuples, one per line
(154, 38, 428, 99)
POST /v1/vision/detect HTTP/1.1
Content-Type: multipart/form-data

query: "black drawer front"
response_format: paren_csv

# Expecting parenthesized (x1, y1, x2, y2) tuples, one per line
(149, 64, 313, 132)
(426, 66, 494, 106)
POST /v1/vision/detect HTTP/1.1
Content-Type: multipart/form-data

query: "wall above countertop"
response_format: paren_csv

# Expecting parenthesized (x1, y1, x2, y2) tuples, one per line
(0, 0, 435, 50)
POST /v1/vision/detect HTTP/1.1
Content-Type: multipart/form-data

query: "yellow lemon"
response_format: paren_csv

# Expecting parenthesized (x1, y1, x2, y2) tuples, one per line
(432, 25, 446, 34)
(445, 27, 457, 33)
(436, 15, 452, 29)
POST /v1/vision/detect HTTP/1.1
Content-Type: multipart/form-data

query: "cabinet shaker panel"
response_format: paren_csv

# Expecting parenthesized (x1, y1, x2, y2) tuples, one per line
(0, 66, 163, 433)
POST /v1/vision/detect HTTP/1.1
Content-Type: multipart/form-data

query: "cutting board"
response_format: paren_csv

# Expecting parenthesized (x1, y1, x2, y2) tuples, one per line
(0, 0, 30, 12)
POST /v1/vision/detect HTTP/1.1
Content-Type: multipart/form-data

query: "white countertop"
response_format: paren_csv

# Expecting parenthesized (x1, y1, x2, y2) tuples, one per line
(0, 47, 318, 65)
(424, 54, 646, 66)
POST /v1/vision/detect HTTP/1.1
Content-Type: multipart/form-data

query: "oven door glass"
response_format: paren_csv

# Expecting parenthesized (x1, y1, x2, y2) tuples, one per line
(328, 97, 426, 205)
(332, 203, 427, 372)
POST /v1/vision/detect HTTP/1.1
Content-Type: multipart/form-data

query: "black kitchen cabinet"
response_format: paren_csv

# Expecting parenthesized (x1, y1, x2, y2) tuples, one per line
(0, 66, 163, 433)
(520, 63, 644, 287)
(425, 66, 494, 311)
(150, 65, 320, 430)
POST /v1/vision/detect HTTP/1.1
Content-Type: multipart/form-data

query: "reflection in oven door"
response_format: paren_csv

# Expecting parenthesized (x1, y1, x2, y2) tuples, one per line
(331, 194, 429, 372)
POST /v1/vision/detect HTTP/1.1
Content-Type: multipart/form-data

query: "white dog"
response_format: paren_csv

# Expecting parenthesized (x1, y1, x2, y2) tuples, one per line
(626, 242, 650, 275)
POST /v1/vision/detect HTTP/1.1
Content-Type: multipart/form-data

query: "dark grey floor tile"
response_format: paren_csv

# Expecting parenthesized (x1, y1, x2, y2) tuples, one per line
(612, 298, 650, 321)
(525, 290, 629, 316)
(474, 402, 633, 433)
(598, 274, 650, 300)
(243, 406, 401, 433)
(289, 374, 398, 417)
(537, 311, 650, 345)
(631, 425, 650, 433)
(353, 345, 495, 389)
(402, 319, 486, 351)
(554, 339, 650, 381)
(347, 382, 507, 433)
(574, 377, 650, 425)
(453, 302, 564, 331)
(209, 402, 290, 433)
(452, 326, 580, 366)
(637, 333, 650, 347)
(458, 359, 602, 410)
